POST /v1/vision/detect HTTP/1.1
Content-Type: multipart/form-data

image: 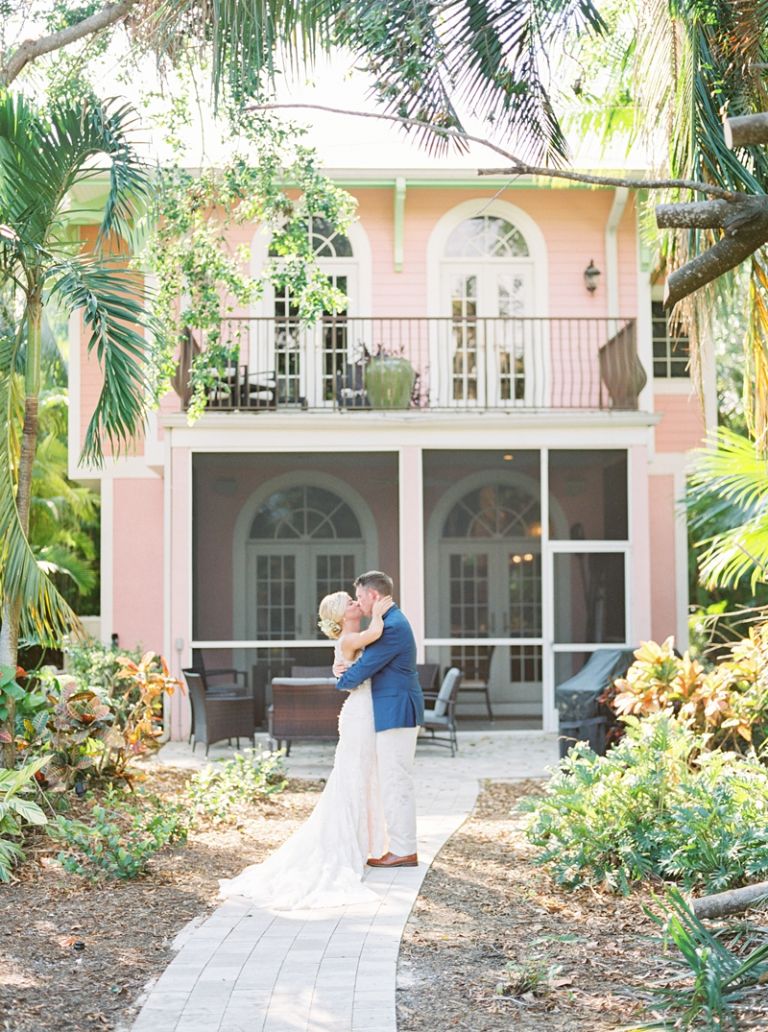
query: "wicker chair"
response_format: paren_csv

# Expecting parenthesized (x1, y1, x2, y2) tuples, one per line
(420, 667, 462, 756)
(182, 669, 255, 755)
(290, 664, 333, 678)
(268, 678, 344, 755)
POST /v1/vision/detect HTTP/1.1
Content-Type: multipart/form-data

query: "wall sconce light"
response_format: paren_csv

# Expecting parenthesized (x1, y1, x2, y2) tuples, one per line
(584, 259, 601, 293)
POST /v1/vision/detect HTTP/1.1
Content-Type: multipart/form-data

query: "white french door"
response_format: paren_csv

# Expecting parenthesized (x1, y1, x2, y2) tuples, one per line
(440, 262, 536, 406)
(261, 264, 358, 407)
(246, 542, 365, 641)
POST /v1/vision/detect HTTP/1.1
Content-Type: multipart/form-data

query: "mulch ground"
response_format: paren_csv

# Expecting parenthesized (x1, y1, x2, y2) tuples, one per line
(3, 774, 768, 1032)
(397, 780, 768, 1032)
(0, 768, 324, 1032)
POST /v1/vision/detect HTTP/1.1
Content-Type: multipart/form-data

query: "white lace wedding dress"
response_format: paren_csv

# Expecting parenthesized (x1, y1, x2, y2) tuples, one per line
(219, 642, 388, 909)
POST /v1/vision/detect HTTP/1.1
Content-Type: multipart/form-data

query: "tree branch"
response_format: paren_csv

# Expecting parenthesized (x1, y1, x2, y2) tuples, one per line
(249, 102, 741, 200)
(0, 0, 140, 87)
(724, 112, 768, 149)
(664, 226, 768, 308)
(656, 196, 768, 229)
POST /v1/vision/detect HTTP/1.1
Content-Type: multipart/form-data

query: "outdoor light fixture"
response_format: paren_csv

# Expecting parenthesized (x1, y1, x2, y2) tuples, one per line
(584, 259, 601, 293)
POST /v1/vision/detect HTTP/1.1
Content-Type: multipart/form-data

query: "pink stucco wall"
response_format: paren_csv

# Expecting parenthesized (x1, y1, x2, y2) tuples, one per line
(112, 477, 164, 651)
(654, 393, 707, 452)
(649, 474, 679, 642)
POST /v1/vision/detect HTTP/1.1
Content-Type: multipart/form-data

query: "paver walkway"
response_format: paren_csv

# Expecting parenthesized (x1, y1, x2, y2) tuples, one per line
(131, 732, 557, 1032)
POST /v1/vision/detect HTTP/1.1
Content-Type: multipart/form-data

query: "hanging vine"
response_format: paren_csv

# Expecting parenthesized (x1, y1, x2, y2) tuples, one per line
(143, 113, 357, 420)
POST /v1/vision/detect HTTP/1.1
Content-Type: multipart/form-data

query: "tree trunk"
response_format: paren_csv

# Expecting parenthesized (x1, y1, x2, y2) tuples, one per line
(692, 880, 768, 920)
(724, 112, 768, 148)
(0, 289, 42, 767)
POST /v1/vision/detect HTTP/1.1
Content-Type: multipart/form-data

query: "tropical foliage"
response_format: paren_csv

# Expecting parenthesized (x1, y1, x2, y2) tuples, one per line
(0, 92, 152, 767)
(688, 427, 768, 594)
(144, 115, 357, 419)
(607, 634, 768, 751)
(0, 754, 49, 881)
(526, 714, 768, 894)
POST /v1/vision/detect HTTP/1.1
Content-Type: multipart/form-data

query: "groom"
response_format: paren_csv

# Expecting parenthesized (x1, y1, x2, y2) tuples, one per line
(335, 570, 424, 868)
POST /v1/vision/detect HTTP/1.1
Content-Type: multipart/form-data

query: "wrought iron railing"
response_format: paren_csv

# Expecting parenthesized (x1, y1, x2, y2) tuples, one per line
(186, 316, 644, 413)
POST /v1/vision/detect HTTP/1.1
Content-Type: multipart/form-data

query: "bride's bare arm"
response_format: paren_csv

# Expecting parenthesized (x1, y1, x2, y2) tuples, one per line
(338, 596, 393, 663)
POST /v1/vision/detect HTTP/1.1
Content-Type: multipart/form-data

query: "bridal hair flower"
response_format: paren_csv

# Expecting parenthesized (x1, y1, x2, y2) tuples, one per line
(317, 591, 349, 640)
(318, 616, 342, 639)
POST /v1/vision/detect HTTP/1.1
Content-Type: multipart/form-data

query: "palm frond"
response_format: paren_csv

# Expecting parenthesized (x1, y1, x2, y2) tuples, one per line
(33, 544, 96, 595)
(49, 257, 153, 467)
(0, 93, 149, 253)
(688, 427, 768, 591)
(0, 342, 77, 644)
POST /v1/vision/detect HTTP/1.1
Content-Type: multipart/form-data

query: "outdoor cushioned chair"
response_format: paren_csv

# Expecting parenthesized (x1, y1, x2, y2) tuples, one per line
(182, 669, 256, 755)
(416, 663, 440, 693)
(268, 678, 344, 755)
(420, 667, 462, 756)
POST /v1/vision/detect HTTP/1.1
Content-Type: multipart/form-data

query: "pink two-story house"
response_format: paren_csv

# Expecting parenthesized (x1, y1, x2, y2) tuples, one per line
(69, 159, 710, 739)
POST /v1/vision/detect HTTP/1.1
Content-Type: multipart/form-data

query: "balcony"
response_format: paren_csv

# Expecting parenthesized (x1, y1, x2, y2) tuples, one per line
(186, 316, 645, 414)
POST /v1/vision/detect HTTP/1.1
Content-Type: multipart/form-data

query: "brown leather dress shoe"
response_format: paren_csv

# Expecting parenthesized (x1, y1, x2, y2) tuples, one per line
(366, 852, 418, 868)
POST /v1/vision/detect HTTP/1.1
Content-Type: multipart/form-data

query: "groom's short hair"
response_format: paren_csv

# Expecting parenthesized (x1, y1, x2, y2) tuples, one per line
(355, 570, 393, 595)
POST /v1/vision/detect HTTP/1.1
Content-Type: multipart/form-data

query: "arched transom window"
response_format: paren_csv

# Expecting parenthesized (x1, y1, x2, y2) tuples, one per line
(250, 486, 362, 540)
(269, 217, 353, 259)
(443, 483, 540, 539)
(445, 216, 529, 259)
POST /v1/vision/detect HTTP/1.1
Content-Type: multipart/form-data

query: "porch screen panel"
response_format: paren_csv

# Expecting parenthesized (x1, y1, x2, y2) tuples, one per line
(193, 452, 399, 643)
(549, 450, 628, 540)
(423, 449, 542, 721)
(553, 553, 626, 643)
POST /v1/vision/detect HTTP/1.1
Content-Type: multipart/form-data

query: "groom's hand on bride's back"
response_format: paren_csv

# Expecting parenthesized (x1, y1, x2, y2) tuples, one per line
(332, 659, 347, 677)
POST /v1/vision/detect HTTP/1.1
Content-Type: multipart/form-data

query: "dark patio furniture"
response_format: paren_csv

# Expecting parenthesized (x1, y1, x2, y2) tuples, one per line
(195, 652, 249, 695)
(555, 648, 636, 758)
(290, 664, 333, 678)
(182, 668, 256, 755)
(420, 667, 462, 756)
(416, 663, 440, 692)
(336, 361, 370, 409)
(455, 646, 494, 720)
(268, 678, 344, 754)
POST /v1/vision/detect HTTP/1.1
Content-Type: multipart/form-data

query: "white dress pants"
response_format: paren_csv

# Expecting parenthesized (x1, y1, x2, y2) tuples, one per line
(375, 726, 419, 856)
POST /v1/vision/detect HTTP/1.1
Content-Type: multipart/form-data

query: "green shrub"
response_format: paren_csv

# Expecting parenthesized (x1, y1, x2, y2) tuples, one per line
(0, 756, 50, 882)
(186, 749, 287, 824)
(526, 714, 768, 894)
(48, 790, 188, 879)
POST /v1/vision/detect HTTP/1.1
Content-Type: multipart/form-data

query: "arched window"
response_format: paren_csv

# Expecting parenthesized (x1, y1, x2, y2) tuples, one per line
(243, 484, 366, 640)
(250, 486, 362, 540)
(443, 483, 540, 539)
(268, 217, 353, 259)
(445, 216, 529, 259)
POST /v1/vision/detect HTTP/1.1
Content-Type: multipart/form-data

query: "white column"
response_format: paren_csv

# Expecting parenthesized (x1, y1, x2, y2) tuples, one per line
(629, 444, 652, 642)
(398, 447, 425, 660)
(99, 478, 114, 647)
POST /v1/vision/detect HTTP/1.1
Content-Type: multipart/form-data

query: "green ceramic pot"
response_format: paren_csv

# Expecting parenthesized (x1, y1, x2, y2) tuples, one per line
(364, 355, 416, 410)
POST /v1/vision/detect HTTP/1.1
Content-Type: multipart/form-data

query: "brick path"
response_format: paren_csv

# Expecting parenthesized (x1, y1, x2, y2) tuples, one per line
(131, 732, 556, 1032)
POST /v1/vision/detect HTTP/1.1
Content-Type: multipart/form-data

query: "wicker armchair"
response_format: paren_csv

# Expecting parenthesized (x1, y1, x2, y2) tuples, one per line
(182, 669, 255, 755)
(268, 678, 344, 755)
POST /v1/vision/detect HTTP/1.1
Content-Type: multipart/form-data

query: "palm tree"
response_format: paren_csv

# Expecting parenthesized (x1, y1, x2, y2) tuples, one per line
(0, 93, 151, 763)
(688, 427, 768, 594)
(143, 0, 605, 163)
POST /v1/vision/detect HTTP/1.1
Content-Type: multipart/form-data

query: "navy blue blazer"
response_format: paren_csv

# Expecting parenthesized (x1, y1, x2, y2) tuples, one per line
(336, 605, 424, 732)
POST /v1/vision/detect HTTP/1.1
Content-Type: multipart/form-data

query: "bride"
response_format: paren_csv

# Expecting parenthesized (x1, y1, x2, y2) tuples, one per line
(219, 591, 392, 909)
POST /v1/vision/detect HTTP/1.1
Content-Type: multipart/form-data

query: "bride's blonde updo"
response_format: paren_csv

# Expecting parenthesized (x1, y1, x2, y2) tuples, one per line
(318, 591, 348, 640)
